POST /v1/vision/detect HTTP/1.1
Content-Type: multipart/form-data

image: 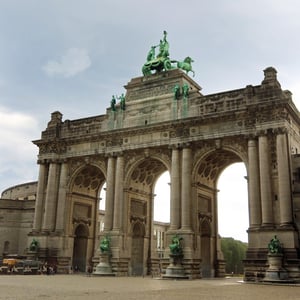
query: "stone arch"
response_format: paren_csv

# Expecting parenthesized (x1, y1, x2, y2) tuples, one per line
(194, 148, 246, 184)
(69, 163, 106, 196)
(68, 163, 106, 271)
(193, 147, 247, 277)
(125, 153, 170, 276)
(124, 152, 171, 186)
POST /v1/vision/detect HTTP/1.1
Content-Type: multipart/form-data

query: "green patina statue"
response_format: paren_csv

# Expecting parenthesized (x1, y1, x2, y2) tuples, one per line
(268, 235, 283, 254)
(173, 84, 180, 100)
(176, 57, 195, 77)
(169, 234, 183, 255)
(118, 93, 126, 110)
(29, 238, 39, 252)
(100, 235, 110, 253)
(110, 95, 116, 111)
(182, 83, 189, 99)
(142, 31, 195, 77)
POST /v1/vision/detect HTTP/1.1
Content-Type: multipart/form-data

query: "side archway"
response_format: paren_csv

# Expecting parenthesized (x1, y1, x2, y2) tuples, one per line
(194, 147, 247, 277)
(68, 164, 106, 271)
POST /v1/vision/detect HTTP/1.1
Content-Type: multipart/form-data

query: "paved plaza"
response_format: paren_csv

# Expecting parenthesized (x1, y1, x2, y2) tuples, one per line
(0, 275, 299, 300)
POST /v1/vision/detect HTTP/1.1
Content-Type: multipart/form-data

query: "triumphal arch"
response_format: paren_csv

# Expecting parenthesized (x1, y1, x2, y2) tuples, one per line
(30, 32, 300, 281)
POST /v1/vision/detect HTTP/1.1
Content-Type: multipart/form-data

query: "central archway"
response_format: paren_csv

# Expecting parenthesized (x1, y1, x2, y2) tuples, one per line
(127, 155, 170, 276)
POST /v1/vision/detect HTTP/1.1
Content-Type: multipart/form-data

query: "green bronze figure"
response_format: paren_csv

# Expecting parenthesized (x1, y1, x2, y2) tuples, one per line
(100, 235, 110, 253)
(142, 31, 172, 76)
(147, 46, 156, 62)
(182, 83, 189, 99)
(29, 238, 39, 252)
(173, 84, 180, 100)
(176, 57, 195, 77)
(118, 93, 126, 110)
(142, 31, 195, 77)
(169, 234, 183, 255)
(268, 235, 282, 254)
(110, 95, 116, 111)
(157, 30, 169, 59)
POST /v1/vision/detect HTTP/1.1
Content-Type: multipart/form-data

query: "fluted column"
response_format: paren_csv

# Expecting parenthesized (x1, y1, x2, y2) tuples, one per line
(55, 162, 68, 232)
(170, 147, 181, 230)
(42, 162, 59, 232)
(258, 135, 273, 226)
(181, 147, 192, 230)
(33, 162, 47, 232)
(113, 155, 124, 231)
(248, 139, 262, 227)
(276, 132, 293, 226)
(104, 156, 115, 231)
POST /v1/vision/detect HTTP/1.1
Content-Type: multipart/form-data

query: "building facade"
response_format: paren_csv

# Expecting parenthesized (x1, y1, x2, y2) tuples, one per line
(1, 66, 300, 280)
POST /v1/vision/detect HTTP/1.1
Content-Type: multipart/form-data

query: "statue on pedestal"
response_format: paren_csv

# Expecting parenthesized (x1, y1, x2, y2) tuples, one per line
(29, 238, 39, 252)
(94, 235, 114, 276)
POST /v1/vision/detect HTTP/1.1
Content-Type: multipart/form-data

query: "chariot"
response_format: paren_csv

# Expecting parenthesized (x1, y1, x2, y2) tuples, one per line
(142, 56, 172, 76)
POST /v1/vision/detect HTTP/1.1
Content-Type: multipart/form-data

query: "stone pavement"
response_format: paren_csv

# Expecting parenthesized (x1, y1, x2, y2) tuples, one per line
(0, 275, 299, 300)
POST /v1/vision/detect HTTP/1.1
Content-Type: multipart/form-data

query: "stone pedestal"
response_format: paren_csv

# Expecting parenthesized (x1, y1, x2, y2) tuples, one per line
(27, 250, 38, 261)
(93, 253, 115, 276)
(264, 254, 292, 283)
(163, 254, 189, 279)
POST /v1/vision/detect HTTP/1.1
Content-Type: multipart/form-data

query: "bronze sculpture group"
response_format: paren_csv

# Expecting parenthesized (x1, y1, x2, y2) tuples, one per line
(142, 31, 195, 77)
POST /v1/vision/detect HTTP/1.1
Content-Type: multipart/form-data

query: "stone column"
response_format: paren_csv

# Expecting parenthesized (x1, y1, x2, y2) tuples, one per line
(55, 162, 68, 232)
(248, 139, 262, 227)
(42, 161, 59, 232)
(113, 155, 124, 231)
(104, 156, 115, 231)
(33, 162, 47, 232)
(181, 147, 192, 231)
(258, 135, 273, 226)
(276, 132, 293, 226)
(170, 147, 181, 230)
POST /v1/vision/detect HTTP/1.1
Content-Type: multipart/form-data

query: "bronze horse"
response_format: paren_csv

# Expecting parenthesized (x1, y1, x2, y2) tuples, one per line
(176, 56, 195, 77)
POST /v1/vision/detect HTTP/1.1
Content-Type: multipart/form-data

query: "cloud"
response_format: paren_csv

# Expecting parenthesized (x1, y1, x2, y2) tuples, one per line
(0, 107, 39, 192)
(42, 48, 91, 78)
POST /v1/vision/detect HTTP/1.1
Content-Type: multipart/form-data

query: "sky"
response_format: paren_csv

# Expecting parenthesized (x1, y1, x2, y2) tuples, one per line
(1, 0, 300, 242)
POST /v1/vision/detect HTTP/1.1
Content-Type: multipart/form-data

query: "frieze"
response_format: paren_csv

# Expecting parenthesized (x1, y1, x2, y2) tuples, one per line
(126, 83, 175, 102)
(38, 141, 67, 154)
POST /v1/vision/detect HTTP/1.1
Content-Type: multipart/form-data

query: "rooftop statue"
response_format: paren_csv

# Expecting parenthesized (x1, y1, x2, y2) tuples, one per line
(142, 31, 195, 77)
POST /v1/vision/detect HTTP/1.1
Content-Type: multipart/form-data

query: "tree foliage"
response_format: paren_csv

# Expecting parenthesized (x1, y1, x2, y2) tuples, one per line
(221, 237, 247, 274)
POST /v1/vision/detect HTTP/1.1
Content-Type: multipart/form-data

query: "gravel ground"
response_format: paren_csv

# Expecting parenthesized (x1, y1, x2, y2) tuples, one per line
(0, 275, 299, 300)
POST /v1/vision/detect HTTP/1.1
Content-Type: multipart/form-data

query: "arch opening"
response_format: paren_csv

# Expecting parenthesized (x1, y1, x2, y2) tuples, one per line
(154, 171, 170, 223)
(128, 157, 169, 275)
(217, 162, 248, 243)
(70, 165, 106, 272)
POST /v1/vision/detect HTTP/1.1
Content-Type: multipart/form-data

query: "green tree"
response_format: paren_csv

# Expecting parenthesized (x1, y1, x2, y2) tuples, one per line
(221, 237, 247, 274)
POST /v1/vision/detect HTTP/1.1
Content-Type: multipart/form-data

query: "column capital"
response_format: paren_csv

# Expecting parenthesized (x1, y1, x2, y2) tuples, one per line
(257, 129, 269, 136)
(273, 127, 288, 135)
(246, 134, 258, 141)
(169, 144, 181, 150)
(37, 159, 47, 164)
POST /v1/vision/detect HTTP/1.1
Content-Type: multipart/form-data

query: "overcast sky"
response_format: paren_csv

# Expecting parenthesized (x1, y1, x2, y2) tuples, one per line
(1, 0, 300, 242)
